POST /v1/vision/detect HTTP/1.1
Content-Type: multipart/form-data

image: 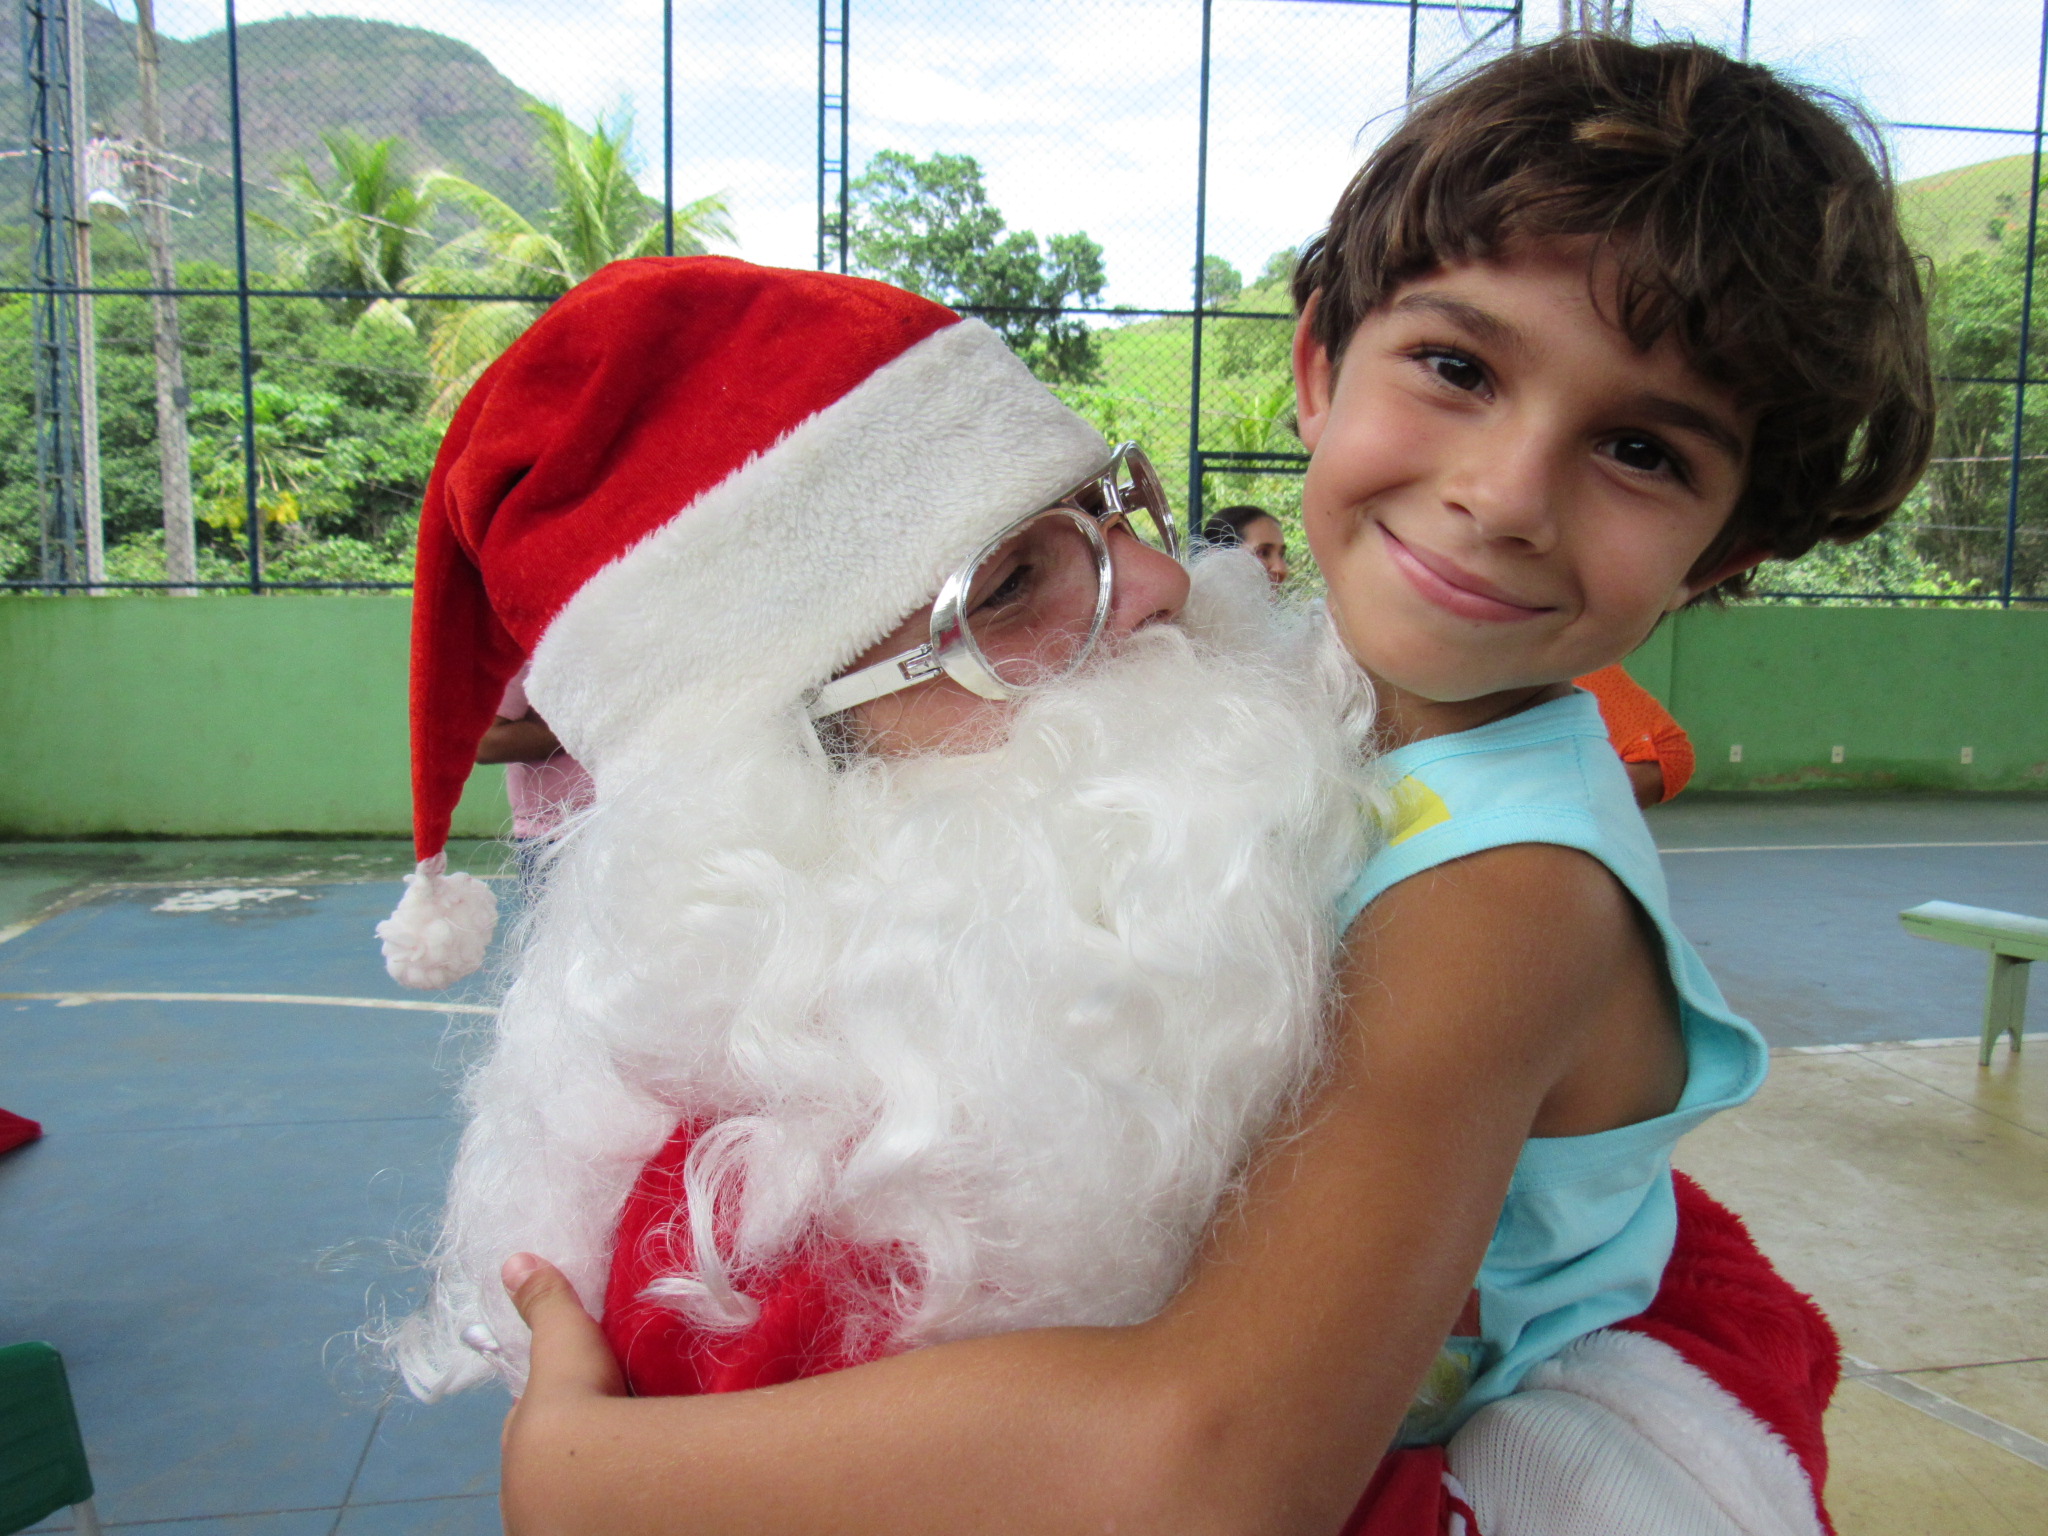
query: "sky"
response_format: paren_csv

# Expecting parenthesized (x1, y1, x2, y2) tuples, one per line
(135, 0, 2048, 312)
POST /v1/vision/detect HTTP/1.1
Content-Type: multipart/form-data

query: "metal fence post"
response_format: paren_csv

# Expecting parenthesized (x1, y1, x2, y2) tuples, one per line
(1999, 0, 2048, 609)
(816, 0, 849, 273)
(225, 0, 263, 593)
(664, 0, 675, 256)
(1186, 0, 1215, 546)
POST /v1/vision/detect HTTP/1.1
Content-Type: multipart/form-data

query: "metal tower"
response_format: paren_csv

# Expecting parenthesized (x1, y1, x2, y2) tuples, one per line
(19, 0, 99, 587)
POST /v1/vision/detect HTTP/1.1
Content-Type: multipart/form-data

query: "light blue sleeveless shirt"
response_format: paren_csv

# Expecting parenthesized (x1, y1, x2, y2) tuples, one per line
(1337, 690, 1768, 1444)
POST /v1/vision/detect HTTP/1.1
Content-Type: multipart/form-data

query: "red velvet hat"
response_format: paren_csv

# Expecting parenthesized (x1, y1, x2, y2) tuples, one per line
(377, 256, 1108, 987)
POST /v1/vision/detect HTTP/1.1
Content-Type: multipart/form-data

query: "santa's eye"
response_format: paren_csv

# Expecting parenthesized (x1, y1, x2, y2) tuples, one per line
(973, 562, 1034, 614)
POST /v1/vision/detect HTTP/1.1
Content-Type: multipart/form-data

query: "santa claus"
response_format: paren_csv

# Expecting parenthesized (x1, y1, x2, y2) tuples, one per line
(378, 257, 1842, 1536)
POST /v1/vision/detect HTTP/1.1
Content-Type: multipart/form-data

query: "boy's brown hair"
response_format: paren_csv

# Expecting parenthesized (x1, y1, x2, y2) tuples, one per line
(1292, 35, 1934, 597)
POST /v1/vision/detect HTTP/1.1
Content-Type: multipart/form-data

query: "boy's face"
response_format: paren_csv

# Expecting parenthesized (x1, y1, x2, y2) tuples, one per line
(1295, 241, 1754, 710)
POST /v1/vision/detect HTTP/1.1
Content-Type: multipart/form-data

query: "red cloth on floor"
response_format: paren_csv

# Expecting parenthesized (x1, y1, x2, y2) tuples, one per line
(0, 1108, 41, 1154)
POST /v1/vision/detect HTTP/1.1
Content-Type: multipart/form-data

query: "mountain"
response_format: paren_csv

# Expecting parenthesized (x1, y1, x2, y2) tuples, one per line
(0, 6, 550, 280)
(1897, 153, 2034, 271)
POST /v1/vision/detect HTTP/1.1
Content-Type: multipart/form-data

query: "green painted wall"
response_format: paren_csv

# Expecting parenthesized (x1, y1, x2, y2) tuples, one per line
(1630, 605, 2048, 794)
(2, 596, 2043, 839)
(0, 596, 507, 839)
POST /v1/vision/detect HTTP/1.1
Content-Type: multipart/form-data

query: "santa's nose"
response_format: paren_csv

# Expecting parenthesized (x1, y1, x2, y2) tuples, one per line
(1105, 525, 1190, 634)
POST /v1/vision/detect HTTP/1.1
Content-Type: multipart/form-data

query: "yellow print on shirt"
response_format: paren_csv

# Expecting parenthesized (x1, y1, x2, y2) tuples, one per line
(1386, 775, 1452, 847)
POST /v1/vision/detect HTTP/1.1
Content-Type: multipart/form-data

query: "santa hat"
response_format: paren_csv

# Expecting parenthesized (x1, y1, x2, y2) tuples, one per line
(377, 256, 1109, 988)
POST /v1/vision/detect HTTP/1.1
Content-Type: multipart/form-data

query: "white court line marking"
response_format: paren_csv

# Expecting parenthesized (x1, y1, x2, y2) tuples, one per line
(1660, 839, 2048, 854)
(1844, 1356, 2048, 1471)
(0, 990, 494, 1015)
(1779, 1031, 2045, 1056)
(0, 873, 510, 948)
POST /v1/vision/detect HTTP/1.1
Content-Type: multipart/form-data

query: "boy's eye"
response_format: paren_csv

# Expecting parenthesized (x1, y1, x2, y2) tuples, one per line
(1609, 435, 1677, 476)
(1422, 349, 1486, 392)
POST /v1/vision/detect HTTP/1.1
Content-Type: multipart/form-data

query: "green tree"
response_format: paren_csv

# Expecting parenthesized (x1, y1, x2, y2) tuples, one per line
(848, 150, 1107, 384)
(1213, 250, 1298, 381)
(1899, 205, 2048, 598)
(260, 131, 437, 320)
(1257, 248, 1298, 290)
(1199, 254, 1241, 308)
(410, 102, 733, 416)
(0, 260, 442, 587)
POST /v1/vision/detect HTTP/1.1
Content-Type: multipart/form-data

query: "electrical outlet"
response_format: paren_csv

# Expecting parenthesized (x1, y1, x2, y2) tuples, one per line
(1729, 744, 1743, 763)
(1962, 746, 1975, 765)
(1830, 745, 1845, 764)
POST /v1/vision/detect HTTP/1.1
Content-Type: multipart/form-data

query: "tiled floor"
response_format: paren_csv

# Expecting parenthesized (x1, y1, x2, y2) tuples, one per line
(3, 801, 2045, 1533)
(1676, 1038, 2048, 1533)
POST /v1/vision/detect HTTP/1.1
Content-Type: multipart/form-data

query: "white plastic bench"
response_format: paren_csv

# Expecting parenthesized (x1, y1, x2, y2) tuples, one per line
(1898, 900, 2048, 1065)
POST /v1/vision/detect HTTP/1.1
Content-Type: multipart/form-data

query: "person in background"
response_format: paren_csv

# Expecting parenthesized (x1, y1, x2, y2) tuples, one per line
(1577, 664, 1696, 808)
(1203, 502, 1292, 586)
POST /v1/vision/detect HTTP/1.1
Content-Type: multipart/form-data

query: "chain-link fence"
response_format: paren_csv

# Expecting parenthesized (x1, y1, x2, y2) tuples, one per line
(6, 0, 2047, 604)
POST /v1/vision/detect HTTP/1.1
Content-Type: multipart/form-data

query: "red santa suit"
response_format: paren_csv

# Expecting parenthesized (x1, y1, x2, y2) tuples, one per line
(607, 1127, 1839, 1536)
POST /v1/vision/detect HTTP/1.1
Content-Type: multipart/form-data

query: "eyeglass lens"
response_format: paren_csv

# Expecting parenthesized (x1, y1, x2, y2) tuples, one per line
(960, 512, 1105, 689)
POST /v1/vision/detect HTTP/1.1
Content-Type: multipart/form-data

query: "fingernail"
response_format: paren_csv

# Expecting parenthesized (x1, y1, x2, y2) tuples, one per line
(502, 1252, 543, 1292)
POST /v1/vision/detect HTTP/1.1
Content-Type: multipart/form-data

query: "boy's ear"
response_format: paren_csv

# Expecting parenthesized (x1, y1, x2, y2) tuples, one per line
(1672, 544, 1768, 608)
(1292, 295, 1335, 452)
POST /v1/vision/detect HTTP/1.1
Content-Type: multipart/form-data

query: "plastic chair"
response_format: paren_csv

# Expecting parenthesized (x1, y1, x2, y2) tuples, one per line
(0, 1343, 99, 1536)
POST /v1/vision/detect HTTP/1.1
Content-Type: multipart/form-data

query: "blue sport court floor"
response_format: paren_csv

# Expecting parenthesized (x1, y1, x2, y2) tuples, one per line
(3, 799, 2045, 1533)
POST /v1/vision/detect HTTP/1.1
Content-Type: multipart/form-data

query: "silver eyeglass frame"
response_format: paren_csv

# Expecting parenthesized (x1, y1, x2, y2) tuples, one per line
(806, 443, 1178, 721)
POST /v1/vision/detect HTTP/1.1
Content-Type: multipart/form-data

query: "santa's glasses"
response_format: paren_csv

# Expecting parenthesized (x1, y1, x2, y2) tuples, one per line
(807, 443, 1179, 720)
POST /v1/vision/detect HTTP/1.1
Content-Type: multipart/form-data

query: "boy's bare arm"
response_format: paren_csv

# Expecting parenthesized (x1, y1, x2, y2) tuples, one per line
(477, 714, 563, 765)
(499, 842, 1656, 1536)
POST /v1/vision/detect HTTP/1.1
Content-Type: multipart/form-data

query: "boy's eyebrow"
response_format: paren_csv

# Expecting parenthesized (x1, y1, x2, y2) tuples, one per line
(1393, 293, 1523, 354)
(1628, 394, 1748, 467)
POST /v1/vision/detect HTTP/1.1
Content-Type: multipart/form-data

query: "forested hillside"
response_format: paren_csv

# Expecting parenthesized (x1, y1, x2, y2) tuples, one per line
(0, 7, 549, 279)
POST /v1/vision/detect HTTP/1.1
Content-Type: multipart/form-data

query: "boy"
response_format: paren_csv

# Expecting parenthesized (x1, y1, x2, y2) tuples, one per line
(494, 36, 1929, 1536)
(1274, 30, 1932, 1509)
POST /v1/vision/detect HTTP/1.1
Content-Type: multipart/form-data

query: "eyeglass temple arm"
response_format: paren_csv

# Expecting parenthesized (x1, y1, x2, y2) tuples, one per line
(805, 642, 944, 720)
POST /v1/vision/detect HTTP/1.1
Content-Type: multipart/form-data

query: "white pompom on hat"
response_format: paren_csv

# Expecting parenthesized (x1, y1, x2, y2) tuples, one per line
(376, 854, 499, 990)
(379, 255, 1108, 987)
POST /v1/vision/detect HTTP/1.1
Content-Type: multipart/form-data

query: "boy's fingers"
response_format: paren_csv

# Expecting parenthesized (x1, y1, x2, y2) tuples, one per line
(503, 1253, 627, 1399)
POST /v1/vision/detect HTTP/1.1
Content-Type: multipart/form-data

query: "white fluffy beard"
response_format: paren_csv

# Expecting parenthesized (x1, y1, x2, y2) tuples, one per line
(391, 554, 1379, 1400)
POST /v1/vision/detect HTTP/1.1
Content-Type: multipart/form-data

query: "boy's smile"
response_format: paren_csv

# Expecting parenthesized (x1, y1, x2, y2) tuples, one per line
(1294, 241, 1755, 745)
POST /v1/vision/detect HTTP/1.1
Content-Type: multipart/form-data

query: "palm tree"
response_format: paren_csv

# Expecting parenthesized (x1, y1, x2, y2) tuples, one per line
(262, 131, 436, 319)
(409, 102, 733, 416)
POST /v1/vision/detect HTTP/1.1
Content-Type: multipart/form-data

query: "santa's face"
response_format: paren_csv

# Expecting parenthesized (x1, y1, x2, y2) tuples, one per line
(840, 519, 1193, 757)
(391, 553, 1379, 1399)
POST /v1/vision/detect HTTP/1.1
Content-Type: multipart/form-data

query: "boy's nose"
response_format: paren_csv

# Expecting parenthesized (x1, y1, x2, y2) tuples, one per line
(1446, 429, 1562, 551)
(1104, 526, 1191, 635)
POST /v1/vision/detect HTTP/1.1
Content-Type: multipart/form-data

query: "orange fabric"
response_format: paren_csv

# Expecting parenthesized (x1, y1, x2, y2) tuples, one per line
(1575, 664, 1695, 802)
